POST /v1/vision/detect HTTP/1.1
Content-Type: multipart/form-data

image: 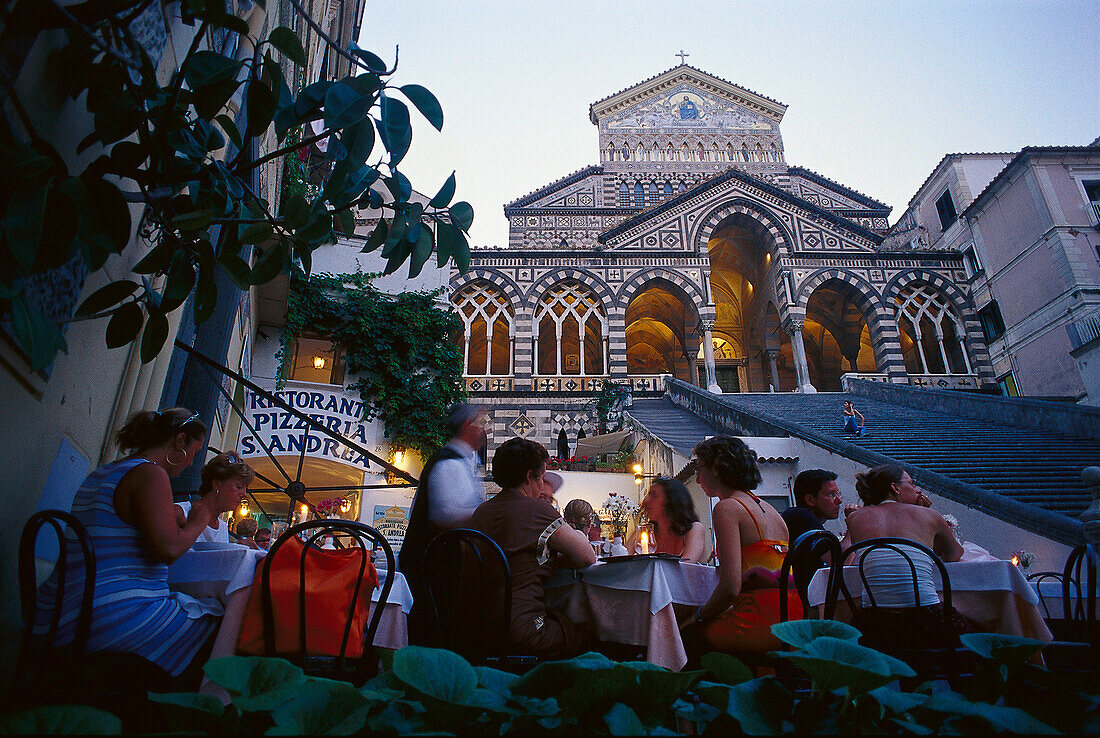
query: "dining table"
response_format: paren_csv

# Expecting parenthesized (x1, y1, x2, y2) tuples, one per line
(546, 555, 718, 672)
(805, 550, 1054, 643)
(167, 541, 413, 649)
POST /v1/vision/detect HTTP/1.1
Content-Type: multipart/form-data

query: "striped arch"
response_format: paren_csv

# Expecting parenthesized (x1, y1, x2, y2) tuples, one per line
(617, 267, 707, 309)
(693, 197, 794, 257)
(523, 267, 615, 312)
(450, 268, 523, 309)
(882, 268, 993, 384)
(794, 268, 896, 376)
(793, 268, 883, 313)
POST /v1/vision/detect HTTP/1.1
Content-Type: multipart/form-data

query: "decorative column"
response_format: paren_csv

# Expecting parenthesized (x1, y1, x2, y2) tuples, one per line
(701, 319, 721, 393)
(764, 348, 781, 392)
(783, 316, 816, 394)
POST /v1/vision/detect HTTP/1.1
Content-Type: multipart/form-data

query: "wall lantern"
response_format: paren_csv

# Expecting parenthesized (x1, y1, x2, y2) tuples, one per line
(312, 356, 327, 370)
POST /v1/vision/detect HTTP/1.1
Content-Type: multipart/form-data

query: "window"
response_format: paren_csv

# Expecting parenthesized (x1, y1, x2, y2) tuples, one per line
(453, 282, 514, 375)
(534, 281, 606, 376)
(996, 372, 1019, 397)
(633, 182, 644, 207)
(961, 243, 982, 279)
(935, 189, 958, 231)
(289, 336, 346, 385)
(894, 283, 972, 375)
(1084, 180, 1100, 222)
(978, 301, 1006, 342)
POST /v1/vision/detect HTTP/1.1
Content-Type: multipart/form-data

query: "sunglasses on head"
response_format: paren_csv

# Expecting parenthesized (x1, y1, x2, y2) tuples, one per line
(172, 412, 200, 429)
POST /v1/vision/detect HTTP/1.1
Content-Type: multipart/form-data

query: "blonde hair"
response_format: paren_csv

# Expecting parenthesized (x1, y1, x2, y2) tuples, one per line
(199, 452, 255, 495)
(563, 499, 595, 529)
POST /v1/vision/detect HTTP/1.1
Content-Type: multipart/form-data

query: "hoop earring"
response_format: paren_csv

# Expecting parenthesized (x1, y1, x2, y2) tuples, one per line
(166, 448, 188, 467)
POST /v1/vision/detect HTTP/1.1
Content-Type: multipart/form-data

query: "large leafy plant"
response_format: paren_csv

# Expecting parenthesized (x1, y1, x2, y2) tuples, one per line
(0, 0, 472, 371)
(4, 625, 1096, 735)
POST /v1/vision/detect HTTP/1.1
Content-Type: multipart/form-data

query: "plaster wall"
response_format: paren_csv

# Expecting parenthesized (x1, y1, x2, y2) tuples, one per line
(1012, 328, 1085, 397)
(976, 172, 1046, 277)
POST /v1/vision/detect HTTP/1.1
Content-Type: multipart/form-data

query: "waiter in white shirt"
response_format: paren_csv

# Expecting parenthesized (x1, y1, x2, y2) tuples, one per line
(399, 403, 487, 643)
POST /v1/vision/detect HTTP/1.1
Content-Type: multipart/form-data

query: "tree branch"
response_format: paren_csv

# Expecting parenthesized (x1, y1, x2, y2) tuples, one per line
(234, 125, 335, 174)
(286, 0, 398, 76)
(47, 0, 141, 70)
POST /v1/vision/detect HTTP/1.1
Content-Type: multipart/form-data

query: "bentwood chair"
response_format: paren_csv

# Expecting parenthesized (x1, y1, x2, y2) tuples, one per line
(779, 529, 845, 621)
(257, 520, 395, 683)
(422, 528, 538, 672)
(14, 510, 168, 727)
(839, 537, 976, 684)
(1027, 543, 1098, 674)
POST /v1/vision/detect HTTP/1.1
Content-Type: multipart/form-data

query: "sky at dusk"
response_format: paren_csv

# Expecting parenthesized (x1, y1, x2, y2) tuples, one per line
(358, 1, 1099, 247)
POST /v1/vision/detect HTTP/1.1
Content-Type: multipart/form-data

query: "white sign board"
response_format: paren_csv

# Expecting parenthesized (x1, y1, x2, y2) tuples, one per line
(241, 385, 382, 471)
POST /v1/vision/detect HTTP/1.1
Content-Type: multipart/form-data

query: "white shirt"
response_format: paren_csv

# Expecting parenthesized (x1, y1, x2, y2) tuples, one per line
(426, 439, 485, 528)
(175, 501, 229, 544)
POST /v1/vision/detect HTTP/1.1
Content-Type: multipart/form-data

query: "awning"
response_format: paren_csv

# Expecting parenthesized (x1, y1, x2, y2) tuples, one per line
(575, 429, 632, 458)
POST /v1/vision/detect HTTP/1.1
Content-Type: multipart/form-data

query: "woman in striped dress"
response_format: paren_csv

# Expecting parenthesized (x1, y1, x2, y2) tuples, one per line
(37, 408, 246, 681)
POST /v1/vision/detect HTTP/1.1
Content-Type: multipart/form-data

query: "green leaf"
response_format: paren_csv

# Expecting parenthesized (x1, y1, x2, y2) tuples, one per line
(184, 51, 242, 88)
(361, 219, 388, 253)
(0, 704, 121, 734)
(147, 691, 225, 715)
(922, 691, 1058, 733)
(8, 141, 53, 184)
(408, 220, 434, 279)
(240, 222, 273, 245)
(400, 84, 443, 131)
(202, 656, 307, 712)
(215, 114, 243, 149)
(474, 666, 519, 695)
(249, 240, 290, 285)
(449, 201, 474, 232)
(429, 172, 456, 209)
(296, 80, 331, 119)
(959, 633, 1045, 670)
(335, 209, 355, 235)
(603, 702, 646, 736)
(212, 14, 250, 36)
(75, 280, 139, 317)
(244, 80, 276, 139)
(218, 251, 252, 290)
(192, 79, 241, 120)
(297, 210, 334, 245)
(340, 119, 375, 165)
(700, 652, 754, 685)
(281, 194, 310, 230)
(771, 636, 915, 694)
(770, 619, 862, 650)
(378, 96, 412, 164)
(391, 646, 477, 704)
(349, 42, 388, 73)
(11, 298, 63, 370)
(267, 26, 306, 66)
(324, 81, 371, 130)
(724, 678, 793, 735)
(269, 678, 370, 735)
(193, 260, 217, 325)
(161, 251, 196, 310)
(105, 302, 145, 349)
(132, 240, 176, 275)
(82, 178, 132, 254)
(140, 310, 169, 363)
(171, 208, 215, 232)
(5, 183, 47, 271)
(435, 220, 469, 270)
(867, 685, 928, 715)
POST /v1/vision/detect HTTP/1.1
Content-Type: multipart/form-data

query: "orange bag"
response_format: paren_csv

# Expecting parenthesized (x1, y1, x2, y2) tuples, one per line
(237, 535, 378, 658)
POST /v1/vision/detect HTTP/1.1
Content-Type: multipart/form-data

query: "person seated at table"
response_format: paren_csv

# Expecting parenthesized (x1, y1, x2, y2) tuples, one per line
(681, 436, 801, 660)
(469, 437, 597, 657)
(35, 409, 247, 688)
(628, 478, 705, 563)
(254, 527, 273, 550)
(234, 517, 260, 549)
(563, 498, 600, 541)
(846, 464, 977, 645)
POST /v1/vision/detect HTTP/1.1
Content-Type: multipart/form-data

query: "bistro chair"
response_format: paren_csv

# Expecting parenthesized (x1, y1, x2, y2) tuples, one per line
(779, 529, 845, 621)
(839, 537, 976, 684)
(1027, 543, 1097, 674)
(422, 528, 538, 672)
(15, 510, 167, 725)
(255, 519, 395, 683)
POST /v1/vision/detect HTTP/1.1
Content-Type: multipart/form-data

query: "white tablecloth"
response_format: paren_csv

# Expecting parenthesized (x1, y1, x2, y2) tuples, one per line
(546, 558, 717, 671)
(167, 544, 413, 648)
(806, 559, 1052, 641)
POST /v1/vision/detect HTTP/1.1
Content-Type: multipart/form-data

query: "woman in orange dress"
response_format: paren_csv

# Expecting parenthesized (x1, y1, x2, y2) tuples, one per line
(682, 436, 801, 657)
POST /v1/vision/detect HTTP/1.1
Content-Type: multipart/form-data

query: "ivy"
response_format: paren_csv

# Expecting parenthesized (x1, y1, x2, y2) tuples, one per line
(591, 379, 632, 434)
(277, 271, 465, 460)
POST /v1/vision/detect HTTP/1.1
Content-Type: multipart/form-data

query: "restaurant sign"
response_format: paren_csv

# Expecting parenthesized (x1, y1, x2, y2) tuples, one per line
(373, 505, 410, 553)
(240, 386, 380, 471)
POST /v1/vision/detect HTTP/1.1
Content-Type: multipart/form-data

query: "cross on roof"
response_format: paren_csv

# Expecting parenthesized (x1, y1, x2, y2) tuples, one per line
(676, 50, 689, 64)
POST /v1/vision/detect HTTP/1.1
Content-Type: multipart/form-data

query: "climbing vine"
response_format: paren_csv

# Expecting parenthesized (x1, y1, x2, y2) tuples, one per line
(277, 271, 465, 459)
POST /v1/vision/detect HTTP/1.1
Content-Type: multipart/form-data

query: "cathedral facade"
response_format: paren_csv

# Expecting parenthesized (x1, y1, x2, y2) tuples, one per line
(450, 65, 992, 454)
